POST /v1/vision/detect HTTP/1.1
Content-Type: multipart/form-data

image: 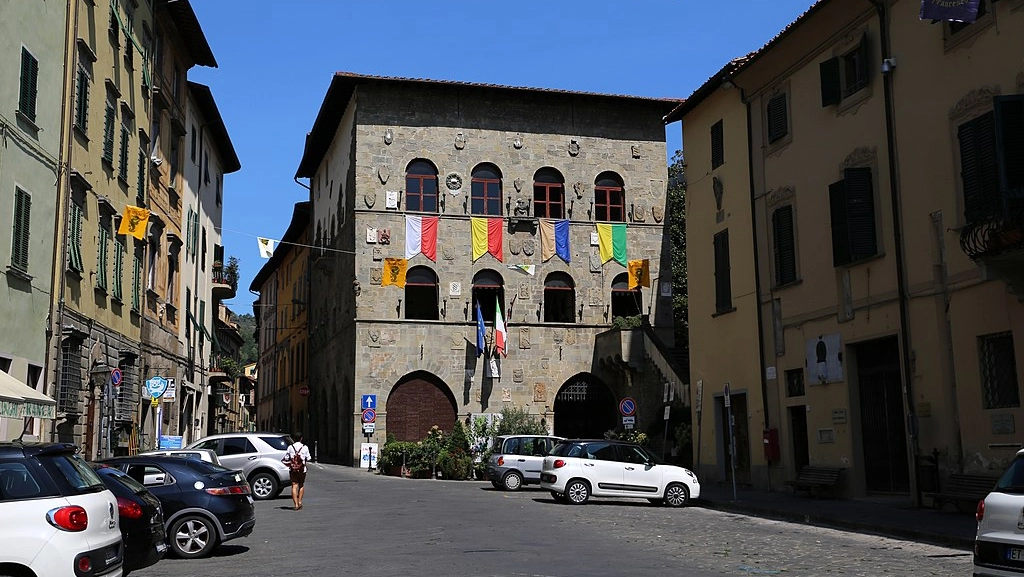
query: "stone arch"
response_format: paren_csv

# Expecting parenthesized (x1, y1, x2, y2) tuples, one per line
(386, 371, 457, 441)
(552, 372, 617, 439)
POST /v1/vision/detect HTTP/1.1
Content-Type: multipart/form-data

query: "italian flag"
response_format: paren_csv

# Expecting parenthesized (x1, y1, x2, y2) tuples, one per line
(405, 215, 438, 261)
(494, 295, 507, 357)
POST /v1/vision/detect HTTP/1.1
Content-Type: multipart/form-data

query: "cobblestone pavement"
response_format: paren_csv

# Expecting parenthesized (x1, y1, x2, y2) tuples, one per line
(134, 463, 973, 577)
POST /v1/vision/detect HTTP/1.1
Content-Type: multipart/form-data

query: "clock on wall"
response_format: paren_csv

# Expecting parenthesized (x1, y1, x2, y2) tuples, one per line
(445, 173, 463, 191)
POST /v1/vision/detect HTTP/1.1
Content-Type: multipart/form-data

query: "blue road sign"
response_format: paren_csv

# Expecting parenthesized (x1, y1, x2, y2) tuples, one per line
(111, 368, 123, 387)
(619, 397, 637, 417)
(361, 408, 376, 423)
(362, 395, 376, 410)
(146, 376, 169, 399)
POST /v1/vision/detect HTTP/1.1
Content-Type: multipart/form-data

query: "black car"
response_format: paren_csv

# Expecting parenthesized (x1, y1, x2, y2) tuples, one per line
(90, 463, 167, 575)
(98, 456, 256, 559)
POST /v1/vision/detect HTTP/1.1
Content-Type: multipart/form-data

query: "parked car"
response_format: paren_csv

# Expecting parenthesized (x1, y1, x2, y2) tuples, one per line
(187, 432, 293, 500)
(90, 464, 166, 575)
(139, 448, 221, 465)
(98, 455, 256, 559)
(0, 442, 123, 577)
(486, 434, 563, 491)
(540, 439, 701, 507)
(974, 448, 1024, 576)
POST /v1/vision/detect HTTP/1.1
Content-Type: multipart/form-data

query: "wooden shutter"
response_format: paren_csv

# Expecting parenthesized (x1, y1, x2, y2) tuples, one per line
(994, 95, 1024, 195)
(711, 120, 724, 169)
(97, 226, 109, 290)
(829, 180, 850, 266)
(958, 112, 998, 222)
(102, 102, 116, 161)
(772, 205, 796, 285)
(75, 68, 89, 129)
(713, 230, 732, 312)
(12, 188, 31, 270)
(767, 94, 788, 144)
(132, 249, 141, 310)
(113, 239, 125, 300)
(137, 148, 147, 203)
(820, 57, 841, 107)
(119, 124, 130, 179)
(68, 202, 84, 271)
(845, 167, 877, 261)
(19, 48, 38, 122)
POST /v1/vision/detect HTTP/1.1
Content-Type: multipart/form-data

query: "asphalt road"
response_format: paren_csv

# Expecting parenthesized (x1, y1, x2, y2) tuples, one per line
(133, 463, 973, 577)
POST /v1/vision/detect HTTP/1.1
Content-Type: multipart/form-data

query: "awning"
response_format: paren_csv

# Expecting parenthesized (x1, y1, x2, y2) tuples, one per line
(0, 371, 56, 419)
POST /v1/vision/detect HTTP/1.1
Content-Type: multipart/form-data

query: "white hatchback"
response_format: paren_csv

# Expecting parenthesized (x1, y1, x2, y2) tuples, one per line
(540, 439, 700, 507)
(975, 449, 1024, 576)
(0, 442, 123, 577)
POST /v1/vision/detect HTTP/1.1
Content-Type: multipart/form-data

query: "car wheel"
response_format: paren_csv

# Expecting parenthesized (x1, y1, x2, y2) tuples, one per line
(551, 490, 568, 503)
(502, 471, 524, 491)
(565, 479, 590, 505)
(249, 471, 279, 500)
(664, 482, 690, 508)
(169, 515, 217, 558)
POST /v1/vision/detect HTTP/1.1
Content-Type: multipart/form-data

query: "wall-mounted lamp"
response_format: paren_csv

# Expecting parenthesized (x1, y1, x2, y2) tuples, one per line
(396, 298, 402, 318)
(881, 58, 896, 75)
(568, 199, 574, 219)
(441, 298, 448, 319)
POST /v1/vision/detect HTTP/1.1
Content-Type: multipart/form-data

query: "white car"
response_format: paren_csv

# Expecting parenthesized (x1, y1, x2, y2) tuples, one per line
(975, 448, 1024, 576)
(540, 439, 700, 507)
(0, 442, 124, 577)
(139, 448, 221, 465)
(188, 432, 293, 500)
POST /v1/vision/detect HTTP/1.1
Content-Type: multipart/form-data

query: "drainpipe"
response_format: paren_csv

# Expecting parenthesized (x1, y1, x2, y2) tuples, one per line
(870, 0, 921, 506)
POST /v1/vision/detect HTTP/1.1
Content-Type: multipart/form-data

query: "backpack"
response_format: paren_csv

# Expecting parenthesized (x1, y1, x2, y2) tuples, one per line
(286, 443, 304, 472)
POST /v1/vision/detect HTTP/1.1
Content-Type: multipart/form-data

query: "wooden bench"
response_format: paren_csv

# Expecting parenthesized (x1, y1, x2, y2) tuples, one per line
(924, 473, 998, 512)
(785, 466, 844, 497)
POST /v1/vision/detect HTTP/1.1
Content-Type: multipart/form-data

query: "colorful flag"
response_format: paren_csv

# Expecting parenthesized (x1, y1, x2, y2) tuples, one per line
(920, 0, 979, 22)
(471, 217, 503, 262)
(117, 205, 151, 240)
(596, 223, 627, 266)
(539, 219, 571, 263)
(475, 300, 486, 358)
(257, 237, 275, 259)
(381, 258, 407, 288)
(405, 215, 438, 261)
(507, 264, 535, 276)
(628, 259, 651, 289)
(494, 295, 507, 357)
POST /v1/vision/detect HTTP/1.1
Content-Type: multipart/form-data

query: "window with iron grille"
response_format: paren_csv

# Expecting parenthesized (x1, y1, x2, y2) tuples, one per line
(594, 172, 625, 222)
(767, 94, 788, 144)
(74, 66, 89, 131)
(711, 120, 724, 169)
(471, 163, 502, 215)
(980, 332, 1019, 409)
(19, 47, 39, 123)
(714, 229, 733, 313)
(534, 168, 565, 219)
(114, 358, 137, 422)
(785, 368, 805, 397)
(405, 159, 438, 213)
(58, 338, 83, 413)
(11, 188, 31, 271)
(102, 99, 116, 163)
(772, 205, 797, 285)
(112, 236, 125, 301)
(118, 122, 130, 180)
(68, 199, 84, 272)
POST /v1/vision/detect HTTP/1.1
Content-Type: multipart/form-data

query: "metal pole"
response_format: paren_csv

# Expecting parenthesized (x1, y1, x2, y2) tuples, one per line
(726, 383, 737, 502)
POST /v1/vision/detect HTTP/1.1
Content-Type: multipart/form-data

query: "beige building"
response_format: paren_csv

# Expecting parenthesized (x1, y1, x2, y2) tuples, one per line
(674, 0, 1024, 500)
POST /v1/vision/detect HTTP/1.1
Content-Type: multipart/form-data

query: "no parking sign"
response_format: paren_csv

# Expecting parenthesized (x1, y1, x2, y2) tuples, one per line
(619, 397, 636, 417)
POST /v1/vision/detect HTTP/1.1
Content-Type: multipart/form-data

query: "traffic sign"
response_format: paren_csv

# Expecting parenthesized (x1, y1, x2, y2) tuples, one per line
(145, 376, 169, 399)
(361, 395, 376, 409)
(619, 397, 637, 417)
(111, 368, 123, 387)
(622, 416, 635, 425)
(361, 408, 376, 423)
(362, 423, 376, 434)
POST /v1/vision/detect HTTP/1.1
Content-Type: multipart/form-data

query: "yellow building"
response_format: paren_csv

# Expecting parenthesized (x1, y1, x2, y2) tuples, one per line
(674, 0, 1024, 499)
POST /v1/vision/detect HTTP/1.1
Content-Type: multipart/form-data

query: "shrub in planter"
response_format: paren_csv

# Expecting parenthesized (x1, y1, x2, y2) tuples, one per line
(379, 440, 417, 476)
(438, 448, 473, 480)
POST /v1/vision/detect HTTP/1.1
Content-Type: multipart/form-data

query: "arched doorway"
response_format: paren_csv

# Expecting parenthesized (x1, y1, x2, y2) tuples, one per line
(553, 373, 617, 439)
(386, 371, 457, 441)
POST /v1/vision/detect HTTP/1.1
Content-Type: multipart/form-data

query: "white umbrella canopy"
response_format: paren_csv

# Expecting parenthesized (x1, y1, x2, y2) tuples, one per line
(0, 370, 56, 420)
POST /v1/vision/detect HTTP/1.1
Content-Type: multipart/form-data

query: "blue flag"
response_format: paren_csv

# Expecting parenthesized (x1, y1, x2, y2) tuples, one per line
(554, 219, 571, 263)
(919, 0, 979, 22)
(475, 300, 486, 358)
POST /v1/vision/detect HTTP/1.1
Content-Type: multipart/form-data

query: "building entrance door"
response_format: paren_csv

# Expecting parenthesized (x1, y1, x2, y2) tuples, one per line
(553, 375, 616, 439)
(857, 336, 909, 493)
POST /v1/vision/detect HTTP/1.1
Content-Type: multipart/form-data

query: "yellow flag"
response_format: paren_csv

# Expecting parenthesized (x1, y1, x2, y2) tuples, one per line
(628, 259, 650, 289)
(471, 217, 489, 261)
(118, 206, 151, 240)
(382, 258, 407, 288)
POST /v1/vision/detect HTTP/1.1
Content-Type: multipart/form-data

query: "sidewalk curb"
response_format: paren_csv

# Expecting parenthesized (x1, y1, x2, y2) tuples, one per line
(696, 498, 974, 551)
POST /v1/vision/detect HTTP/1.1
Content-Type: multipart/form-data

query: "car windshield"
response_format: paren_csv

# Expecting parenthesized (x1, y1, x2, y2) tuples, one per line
(996, 456, 1024, 493)
(183, 459, 233, 475)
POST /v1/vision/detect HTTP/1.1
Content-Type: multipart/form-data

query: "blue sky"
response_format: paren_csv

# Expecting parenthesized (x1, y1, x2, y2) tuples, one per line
(187, 0, 816, 311)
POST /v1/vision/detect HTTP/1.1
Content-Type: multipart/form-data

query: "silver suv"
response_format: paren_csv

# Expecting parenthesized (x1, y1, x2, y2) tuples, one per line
(187, 433, 293, 500)
(486, 435, 563, 491)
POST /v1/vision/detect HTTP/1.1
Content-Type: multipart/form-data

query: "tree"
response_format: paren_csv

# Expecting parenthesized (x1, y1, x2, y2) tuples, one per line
(235, 313, 257, 364)
(667, 150, 688, 349)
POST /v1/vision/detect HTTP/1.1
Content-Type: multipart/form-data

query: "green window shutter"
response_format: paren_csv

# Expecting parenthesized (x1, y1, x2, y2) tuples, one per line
(12, 188, 31, 271)
(102, 101, 116, 162)
(132, 250, 141, 311)
(119, 124, 130, 179)
(75, 67, 89, 130)
(19, 48, 39, 122)
(68, 202, 84, 272)
(957, 112, 998, 222)
(198, 300, 206, 347)
(113, 239, 125, 300)
(845, 167, 877, 261)
(191, 212, 199, 257)
(97, 226, 109, 290)
(185, 209, 193, 258)
(137, 148, 147, 205)
(820, 57, 841, 107)
(994, 95, 1024, 194)
(772, 205, 796, 286)
(829, 180, 851, 266)
(767, 94, 788, 144)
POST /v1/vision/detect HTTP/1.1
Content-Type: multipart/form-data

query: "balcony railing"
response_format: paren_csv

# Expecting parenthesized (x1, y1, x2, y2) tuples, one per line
(960, 192, 1024, 260)
(211, 263, 237, 300)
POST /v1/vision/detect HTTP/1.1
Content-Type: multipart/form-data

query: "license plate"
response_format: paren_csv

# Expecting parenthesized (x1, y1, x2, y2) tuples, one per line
(105, 546, 119, 564)
(156, 542, 168, 553)
(1006, 548, 1024, 561)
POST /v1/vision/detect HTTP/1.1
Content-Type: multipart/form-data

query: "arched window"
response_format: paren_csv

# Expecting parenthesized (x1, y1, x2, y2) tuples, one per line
(405, 266, 439, 320)
(405, 159, 438, 213)
(471, 163, 503, 216)
(472, 269, 505, 324)
(544, 272, 575, 323)
(534, 167, 565, 218)
(611, 272, 642, 319)
(595, 171, 625, 222)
